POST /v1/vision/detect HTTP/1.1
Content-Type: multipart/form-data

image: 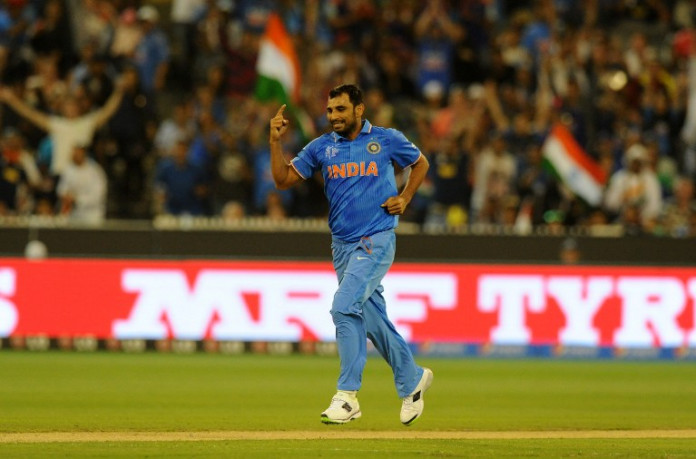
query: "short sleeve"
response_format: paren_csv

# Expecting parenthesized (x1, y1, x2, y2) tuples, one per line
(388, 129, 422, 168)
(290, 138, 322, 179)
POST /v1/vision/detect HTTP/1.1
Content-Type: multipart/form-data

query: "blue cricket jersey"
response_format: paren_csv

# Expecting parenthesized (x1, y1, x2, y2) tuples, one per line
(291, 120, 422, 242)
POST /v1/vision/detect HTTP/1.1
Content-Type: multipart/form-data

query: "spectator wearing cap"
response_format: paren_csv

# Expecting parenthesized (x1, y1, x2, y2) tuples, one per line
(604, 143, 662, 230)
(57, 142, 107, 224)
(132, 5, 170, 95)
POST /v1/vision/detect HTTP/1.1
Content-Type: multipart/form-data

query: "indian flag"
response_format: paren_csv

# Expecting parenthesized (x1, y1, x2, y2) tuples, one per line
(254, 13, 301, 105)
(254, 13, 315, 141)
(542, 124, 607, 206)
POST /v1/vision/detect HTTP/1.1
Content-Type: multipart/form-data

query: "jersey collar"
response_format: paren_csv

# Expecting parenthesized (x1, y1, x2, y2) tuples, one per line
(331, 119, 372, 142)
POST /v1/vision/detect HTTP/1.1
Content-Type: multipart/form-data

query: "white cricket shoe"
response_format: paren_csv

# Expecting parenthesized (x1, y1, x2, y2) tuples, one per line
(321, 391, 361, 424)
(400, 368, 433, 426)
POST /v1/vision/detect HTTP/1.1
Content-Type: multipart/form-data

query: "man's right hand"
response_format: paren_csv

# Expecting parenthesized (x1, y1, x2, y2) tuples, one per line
(269, 104, 289, 142)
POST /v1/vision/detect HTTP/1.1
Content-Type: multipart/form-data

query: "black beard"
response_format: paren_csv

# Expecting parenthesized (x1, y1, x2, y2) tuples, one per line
(332, 112, 359, 137)
(333, 122, 356, 137)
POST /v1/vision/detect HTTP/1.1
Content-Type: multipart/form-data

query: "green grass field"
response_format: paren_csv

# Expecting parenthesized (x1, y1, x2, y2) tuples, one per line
(1, 351, 696, 457)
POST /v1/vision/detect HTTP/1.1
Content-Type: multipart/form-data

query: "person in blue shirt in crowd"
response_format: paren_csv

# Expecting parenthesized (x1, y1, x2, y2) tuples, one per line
(154, 137, 207, 216)
(269, 84, 433, 426)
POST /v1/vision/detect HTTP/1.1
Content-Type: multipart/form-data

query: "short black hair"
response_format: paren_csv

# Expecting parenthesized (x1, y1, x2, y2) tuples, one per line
(329, 84, 363, 107)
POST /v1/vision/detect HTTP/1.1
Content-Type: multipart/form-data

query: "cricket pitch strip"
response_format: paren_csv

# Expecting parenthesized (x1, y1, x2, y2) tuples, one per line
(2, 430, 696, 443)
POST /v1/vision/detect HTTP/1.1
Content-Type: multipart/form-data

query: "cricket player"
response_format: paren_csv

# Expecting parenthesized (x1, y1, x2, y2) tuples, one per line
(269, 84, 433, 425)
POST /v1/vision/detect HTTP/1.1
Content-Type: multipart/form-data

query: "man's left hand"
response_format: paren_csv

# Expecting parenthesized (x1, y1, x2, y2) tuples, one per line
(381, 196, 409, 215)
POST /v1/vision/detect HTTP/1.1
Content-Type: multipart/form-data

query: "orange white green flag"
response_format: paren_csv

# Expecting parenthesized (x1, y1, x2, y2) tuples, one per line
(254, 13, 301, 105)
(254, 13, 315, 141)
(542, 124, 607, 206)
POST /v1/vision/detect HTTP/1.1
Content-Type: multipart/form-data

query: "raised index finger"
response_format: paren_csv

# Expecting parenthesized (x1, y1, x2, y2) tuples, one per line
(275, 104, 287, 117)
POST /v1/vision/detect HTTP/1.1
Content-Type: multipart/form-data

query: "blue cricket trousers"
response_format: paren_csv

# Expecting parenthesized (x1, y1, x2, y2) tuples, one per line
(330, 229, 424, 398)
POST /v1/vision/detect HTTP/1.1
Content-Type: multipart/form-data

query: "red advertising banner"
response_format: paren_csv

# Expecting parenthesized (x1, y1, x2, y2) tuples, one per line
(1, 258, 695, 349)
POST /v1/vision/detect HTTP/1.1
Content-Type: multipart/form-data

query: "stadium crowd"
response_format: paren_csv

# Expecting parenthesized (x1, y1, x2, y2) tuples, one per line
(0, 0, 695, 237)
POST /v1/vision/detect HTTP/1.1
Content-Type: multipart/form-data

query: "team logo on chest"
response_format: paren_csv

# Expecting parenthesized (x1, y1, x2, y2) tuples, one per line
(366, 141, 381, 154)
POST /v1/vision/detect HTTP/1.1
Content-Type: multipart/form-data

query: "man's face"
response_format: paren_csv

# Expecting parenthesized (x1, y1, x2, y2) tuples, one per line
(71, 146, 87, 165)
(326, 93, 362, 138)
(628, 158, 643, 173)
(62, 99, 81, 118)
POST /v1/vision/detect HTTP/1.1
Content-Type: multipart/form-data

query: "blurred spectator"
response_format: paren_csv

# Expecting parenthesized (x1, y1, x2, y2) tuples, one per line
(375, 49, 417, 103)
(363, 86, 394, 128)
(210, 140, 252, 216)
(252, 141, 293, 215)
(413, 1, 461, 99)
(28, 0, 74, 75)
(32, 162, 58, 216)
(106, 66, 156, 218)
(624, 32, 649, 79)
(559, 237, 582, 264)
(154, 99, 196, 157)
(542, 209, 567, 236)
(0, 76, 124, 176)
(109, 7, 142, 65)
(659, 176, 696, 237)
(0, 129, 37, 215)
(450, 8, 484, 86)
(70, 0, 115, 54)
(604, 143, 662, 229)
(189, 109, 226, 177)
(23, 54, 69, 122)
(2, 127, 40, 187)
(0, 0, 693, 239)
(0, 0, 36, 75)
(222, 19, 258, 98)
(194, 82, 227, 127)
(470, 131, 517, 222)
(132, 5, 170, 96)
(69, 44, 117, 107)
(220, 199, 246, 222)
(429, 85, 469, 140)
(169, 0, 206, 90)
(191, 0, 231, 87)
(516, 143, 552, 225)
(56, 143, 107, 224)
(519, 2, 552, 67)
(424, 134, 471, 230)
(324, 0, 377, 50)
(264, 190, 287, 221)
(231, 0, 274, 36)
(154, 137, 208, 216)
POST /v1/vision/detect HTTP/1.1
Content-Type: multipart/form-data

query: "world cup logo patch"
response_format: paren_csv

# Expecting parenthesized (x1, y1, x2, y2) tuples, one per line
(325, 146, 338, 158)
(366, 141, 381, 154)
